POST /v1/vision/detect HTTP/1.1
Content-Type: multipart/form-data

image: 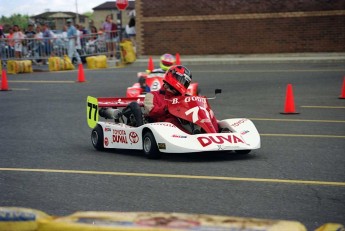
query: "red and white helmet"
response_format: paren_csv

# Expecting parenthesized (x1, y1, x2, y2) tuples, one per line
(163, 65, 192, 95)
(160, 54, 176, 71)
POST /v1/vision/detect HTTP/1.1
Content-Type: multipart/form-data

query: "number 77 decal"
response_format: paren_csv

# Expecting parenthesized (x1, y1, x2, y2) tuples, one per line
(185, 106, 210, 123)
(87, 96, 99, 128)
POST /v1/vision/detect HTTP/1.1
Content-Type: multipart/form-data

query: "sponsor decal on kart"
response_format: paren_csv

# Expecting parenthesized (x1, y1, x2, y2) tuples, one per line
(129, 132, 139, 144)
(104, 137, 109, 146)
(158, 143, 166, 149)
(171, 96, 207, 105)
(197, 134, 245, 147)
(241, 130, 250, 135)
(230, 119, 248, 127)
(104, 127, 111, 132)
(172, 134, 187, 138)
(152, 123, 176, 128)
(112, 129, 128, 144)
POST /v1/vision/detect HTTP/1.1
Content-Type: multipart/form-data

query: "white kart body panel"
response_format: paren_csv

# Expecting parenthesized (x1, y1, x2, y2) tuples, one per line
(97, 118, 260, 153)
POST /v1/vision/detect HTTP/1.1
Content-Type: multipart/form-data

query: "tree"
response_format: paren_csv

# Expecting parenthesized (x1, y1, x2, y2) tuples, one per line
(0, 14, 30, 32)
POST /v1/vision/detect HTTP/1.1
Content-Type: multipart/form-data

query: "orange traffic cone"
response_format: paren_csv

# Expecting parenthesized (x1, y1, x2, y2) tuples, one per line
(175, 53, 181, 65)
(339, 76, 345, 99)
(77, 63, 85, 83)
(146, 56, 154, 72)
(1, 69, 10, 91)
(280, 84, 299, 114)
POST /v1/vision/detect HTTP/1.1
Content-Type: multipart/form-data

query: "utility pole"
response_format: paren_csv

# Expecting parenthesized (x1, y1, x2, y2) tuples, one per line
(75, 0, 79, 24)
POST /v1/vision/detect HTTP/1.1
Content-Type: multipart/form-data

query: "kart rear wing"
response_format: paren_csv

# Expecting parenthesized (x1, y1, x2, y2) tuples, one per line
(97, 97, 145, 108)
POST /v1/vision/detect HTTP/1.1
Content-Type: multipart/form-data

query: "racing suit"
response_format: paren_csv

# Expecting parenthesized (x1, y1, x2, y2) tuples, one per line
(144, 86, 190, 133)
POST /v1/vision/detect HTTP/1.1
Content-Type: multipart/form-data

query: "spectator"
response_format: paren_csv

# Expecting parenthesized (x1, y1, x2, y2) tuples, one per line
(66, 19, 81, 65)
(90, 26, 98, 40)
(24, 24, 36, 57)
(34, 25, 44, 64)
(6, 28, 14, 58)
(42, 23, 54, 59)
(13, 25, 25, 59)
(102, 14, 117, 59)
(0, 25, 6, 59)
(125, 16, 136, 52)
(75, 24, 83, 56)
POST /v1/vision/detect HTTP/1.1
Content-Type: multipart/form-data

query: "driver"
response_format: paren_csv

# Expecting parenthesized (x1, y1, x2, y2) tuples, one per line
(139, 53, 176, 92)
(144, 65, 192, 133)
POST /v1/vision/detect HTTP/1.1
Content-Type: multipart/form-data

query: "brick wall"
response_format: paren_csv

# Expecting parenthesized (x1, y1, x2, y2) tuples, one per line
(135, 0, 345, 55)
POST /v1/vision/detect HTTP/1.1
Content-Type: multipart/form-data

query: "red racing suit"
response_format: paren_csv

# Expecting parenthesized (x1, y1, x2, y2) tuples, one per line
(144, 87, 189, 133)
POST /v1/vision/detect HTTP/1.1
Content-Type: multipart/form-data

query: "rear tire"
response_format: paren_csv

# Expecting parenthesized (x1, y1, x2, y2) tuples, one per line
(235, 150, 251, 154)
(143, 131, 161, 159)
(91, 124, 104, 151)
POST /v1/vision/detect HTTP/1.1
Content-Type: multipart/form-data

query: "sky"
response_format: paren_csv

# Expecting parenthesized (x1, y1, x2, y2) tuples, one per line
(0, 0, 110, 17)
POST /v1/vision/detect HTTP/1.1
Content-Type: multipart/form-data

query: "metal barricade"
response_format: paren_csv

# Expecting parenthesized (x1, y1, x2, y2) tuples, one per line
(0, 32, 121, 66)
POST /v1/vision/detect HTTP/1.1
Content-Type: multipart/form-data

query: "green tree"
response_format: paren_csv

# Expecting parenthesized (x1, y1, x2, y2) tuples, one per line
(0, 14, 30, 32)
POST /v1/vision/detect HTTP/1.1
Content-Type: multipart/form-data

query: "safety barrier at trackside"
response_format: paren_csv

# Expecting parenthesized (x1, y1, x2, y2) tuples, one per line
(86, 55, 108, 69)
(7, 60, 33, 74)
(48, 55, 75, 71)
(1, 207, 344, 231)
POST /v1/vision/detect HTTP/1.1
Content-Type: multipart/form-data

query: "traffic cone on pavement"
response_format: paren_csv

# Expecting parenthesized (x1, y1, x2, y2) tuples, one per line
(77, 63, 85, 83)
(146, 56, 154, 72)
(280, 84, 299, 114)
(339, 76, 345, 99)
(175, 53, 181, 65)
(1, 69, 10, 91)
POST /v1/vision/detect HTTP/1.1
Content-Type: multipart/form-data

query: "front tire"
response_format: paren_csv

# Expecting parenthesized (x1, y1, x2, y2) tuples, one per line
(91, 124, 104, 151)
(143, 131, 161, 159)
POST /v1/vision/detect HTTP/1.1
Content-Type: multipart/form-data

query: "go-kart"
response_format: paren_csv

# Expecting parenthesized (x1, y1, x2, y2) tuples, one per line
(87, 89, 260, 159)
(126, 70, 199, 97)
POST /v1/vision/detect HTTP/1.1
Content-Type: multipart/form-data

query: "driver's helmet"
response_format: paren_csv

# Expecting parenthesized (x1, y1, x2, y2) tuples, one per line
(159, 53, 176, 71)
(163, 65, 192, 95)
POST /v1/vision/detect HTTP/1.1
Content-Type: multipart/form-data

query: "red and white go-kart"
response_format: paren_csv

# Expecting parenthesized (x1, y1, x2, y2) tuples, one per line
(87, 89, 260, 159)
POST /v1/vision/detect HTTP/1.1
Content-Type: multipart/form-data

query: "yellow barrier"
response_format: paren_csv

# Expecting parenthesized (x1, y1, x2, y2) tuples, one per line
(7, 60, 33, 74)
(0, 207, 52, 231)
(1, 207, 343, 231)
(120, 40, 136, 64)
(86, 55, 108, 69)
(48, 55, 75, 71)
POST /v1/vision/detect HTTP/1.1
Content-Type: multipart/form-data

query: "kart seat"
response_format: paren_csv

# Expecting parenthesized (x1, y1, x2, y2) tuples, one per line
(122, 102, 144, 127)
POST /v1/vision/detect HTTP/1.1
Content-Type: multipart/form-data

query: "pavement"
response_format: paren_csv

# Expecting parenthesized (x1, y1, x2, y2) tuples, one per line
(3, 52, 345, 73)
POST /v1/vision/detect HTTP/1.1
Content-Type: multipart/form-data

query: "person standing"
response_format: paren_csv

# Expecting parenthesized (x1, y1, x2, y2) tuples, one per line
(102, 15, 116, 60)
(125, 16, 136, 52)
(66, 19, 81, 65)
(12, 25, 25, 59)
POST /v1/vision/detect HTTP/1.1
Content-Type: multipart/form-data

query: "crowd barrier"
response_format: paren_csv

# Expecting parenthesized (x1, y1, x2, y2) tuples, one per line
(0, 33, 136, 69)
(7, 60, 33, 74)
(0, 207, 344, 231)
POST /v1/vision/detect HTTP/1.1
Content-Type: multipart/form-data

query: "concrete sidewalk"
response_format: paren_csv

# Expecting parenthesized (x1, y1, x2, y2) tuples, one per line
(129, 52, 345, 67)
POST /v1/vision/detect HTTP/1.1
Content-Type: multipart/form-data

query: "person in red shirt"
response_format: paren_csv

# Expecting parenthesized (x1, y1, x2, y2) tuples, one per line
(144, 65, 192, 133)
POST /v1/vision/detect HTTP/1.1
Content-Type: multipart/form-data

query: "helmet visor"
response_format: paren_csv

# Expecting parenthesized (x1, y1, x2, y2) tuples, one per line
(173, 72, 192, 88)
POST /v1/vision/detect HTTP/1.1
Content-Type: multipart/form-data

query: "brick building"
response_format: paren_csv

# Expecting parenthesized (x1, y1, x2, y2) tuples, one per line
(135, 0, 345, 56)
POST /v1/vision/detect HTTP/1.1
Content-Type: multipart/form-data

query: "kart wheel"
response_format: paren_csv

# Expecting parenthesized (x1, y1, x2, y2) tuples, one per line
(91, 124, 104, 151)
(235, 150, 251, 155)
(143, 131, 161, 159)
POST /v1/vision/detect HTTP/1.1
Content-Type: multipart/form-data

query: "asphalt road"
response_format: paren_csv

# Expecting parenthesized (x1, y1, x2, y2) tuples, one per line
(1, 61, 345, 230)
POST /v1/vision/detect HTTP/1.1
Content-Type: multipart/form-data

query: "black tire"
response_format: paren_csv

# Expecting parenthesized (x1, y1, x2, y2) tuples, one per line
(143, 131, 161, 159)
(122, 102, 144, 127)
(235, 150, 251, 155)
(91, 124, 104, 151)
